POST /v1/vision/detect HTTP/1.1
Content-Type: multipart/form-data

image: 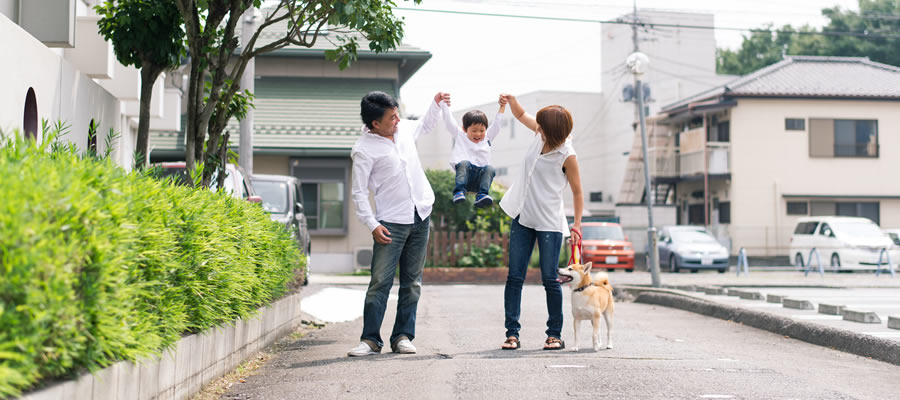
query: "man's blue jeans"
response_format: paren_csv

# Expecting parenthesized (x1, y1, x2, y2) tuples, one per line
(504, 217, 564, 339)
(454, 160, 496, 195)
(361, 211, 430, 349)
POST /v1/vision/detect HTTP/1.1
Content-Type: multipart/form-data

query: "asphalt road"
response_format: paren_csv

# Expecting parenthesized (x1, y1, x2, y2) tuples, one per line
(223, 280, 900, 400)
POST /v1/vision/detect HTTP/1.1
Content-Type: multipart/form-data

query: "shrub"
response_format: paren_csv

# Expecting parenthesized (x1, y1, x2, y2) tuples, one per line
(457, 244, 505, 268)
(425, 169, 509, 233)
(0, 131, 303, 398)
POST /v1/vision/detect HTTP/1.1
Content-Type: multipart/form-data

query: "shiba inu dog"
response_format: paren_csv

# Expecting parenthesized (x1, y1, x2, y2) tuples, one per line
(557, 262, 614, 351)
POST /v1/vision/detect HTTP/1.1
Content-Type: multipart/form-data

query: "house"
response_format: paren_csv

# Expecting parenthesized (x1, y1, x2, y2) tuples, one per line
(0, 0, 180, 169)
(621, 56, 900, 257)
(149, 22, 432, 274)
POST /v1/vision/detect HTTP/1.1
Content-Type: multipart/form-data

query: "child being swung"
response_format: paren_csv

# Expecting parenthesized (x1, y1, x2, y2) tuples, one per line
(440, 95, 507, 208)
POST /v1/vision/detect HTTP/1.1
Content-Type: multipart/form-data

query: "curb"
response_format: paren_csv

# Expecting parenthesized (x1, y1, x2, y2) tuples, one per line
(630, 290, 900, 366)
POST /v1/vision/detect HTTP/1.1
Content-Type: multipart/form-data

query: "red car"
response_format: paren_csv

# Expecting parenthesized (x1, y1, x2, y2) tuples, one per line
(577, 222, 635, 272)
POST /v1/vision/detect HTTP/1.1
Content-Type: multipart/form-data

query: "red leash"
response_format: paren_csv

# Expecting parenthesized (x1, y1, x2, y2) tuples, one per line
(568, 228, 583, 265)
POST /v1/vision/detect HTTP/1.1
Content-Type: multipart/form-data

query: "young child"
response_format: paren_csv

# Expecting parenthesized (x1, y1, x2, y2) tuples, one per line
(439, 95, 506, 208)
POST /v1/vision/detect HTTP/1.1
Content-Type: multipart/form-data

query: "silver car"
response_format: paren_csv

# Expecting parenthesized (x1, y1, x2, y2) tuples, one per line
(658, 226, 729, 273)
(251, 174, 311, 285)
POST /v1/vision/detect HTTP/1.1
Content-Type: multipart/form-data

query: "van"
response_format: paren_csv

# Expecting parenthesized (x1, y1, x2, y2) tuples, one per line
(789, 216, 895, 270)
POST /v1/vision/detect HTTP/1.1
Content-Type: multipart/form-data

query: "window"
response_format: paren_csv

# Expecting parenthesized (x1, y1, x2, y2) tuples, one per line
(809, 118, 878, 158)
(302, 182, 345, 230)
(819, 223, 834, 237)
(807, 200, 880, 224)
(785, 118, 805, 131)
(292, 158, 349, 234)
(707, 119, 730, 142)
(787, 201, 808, 215)
(718, 201, 731, 224)
(793, 222, 819, 235)
(589, 191, 603, 202)
(24, 88, 37, 139)
(497, 167, 508, 176)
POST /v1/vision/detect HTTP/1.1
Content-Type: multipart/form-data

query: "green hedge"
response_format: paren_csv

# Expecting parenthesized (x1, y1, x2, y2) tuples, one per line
(0, 135, 304, 398)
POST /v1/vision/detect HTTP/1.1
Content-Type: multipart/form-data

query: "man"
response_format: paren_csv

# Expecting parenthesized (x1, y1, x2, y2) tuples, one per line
(347, 91, 448, 356)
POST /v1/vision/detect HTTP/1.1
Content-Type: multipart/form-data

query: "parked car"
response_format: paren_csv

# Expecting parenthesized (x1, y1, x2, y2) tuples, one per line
(790, 216, 895, 270)
(250, 173, 311, 257)
(577, 222, 635, 272)
(658, 226, 729, 273)
(155, 162, 262, 204)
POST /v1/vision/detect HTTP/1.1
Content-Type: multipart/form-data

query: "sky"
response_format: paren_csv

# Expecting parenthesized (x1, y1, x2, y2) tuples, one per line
(393, 0, 860, 115)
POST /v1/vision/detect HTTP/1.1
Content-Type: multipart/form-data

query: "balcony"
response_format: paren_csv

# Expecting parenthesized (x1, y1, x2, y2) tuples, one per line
(680, 142, 730, 177)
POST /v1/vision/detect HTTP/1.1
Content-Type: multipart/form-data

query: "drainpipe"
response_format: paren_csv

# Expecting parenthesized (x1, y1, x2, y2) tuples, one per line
(239, 7, 256, 174)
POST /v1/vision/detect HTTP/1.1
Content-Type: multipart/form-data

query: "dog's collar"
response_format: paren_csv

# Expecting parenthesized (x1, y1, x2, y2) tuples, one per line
(573, 283, 596, 292)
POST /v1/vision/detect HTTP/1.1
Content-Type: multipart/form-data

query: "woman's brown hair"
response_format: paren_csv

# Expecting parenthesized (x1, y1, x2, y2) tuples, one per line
(535, 105, 573, 150)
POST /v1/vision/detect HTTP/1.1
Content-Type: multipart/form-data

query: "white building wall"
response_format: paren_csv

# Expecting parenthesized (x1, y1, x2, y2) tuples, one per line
(729, 98, 900, 256)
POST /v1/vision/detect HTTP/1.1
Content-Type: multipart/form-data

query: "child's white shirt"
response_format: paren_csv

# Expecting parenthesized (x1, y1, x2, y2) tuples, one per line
(440, 102, 504, 168)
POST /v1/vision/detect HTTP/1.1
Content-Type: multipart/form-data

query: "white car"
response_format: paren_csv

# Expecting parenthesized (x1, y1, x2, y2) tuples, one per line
(790, 216, 895, 270)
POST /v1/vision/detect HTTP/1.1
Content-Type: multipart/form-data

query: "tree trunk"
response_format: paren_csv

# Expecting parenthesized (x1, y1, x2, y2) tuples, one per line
(184, 55, 203, 184)
(136, 66, 161, 170)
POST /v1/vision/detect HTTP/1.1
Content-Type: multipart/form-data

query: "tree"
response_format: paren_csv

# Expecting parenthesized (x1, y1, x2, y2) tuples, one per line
(96, 0, 185, 169)
(173, 0, 421, 187)
(716, 0, 900, 75)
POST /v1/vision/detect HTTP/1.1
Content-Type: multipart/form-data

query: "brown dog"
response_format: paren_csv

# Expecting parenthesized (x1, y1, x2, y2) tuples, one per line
(557, 262, 614, 351)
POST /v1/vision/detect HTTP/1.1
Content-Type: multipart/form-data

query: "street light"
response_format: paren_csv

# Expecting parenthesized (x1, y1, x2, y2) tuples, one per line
(626, 51, 661, 288)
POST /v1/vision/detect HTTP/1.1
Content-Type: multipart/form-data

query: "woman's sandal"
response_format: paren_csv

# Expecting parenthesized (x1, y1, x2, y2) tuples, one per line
(543, 337, 565, 350)
(501, 336, 520, 350)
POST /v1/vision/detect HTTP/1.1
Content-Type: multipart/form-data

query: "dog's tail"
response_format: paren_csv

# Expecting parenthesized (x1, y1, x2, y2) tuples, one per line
(591, 271, 613, 291)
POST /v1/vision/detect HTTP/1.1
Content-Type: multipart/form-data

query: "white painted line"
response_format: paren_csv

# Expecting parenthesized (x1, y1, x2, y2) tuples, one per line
(862, 332, 900, 338)
(717, 358, 739, 362)
(790, 315, 843, 320)
(700, 395, 735, 399)
(547, 365, 587, 368)
(742, 303, 784, 308)
(301, 287, 397, 323)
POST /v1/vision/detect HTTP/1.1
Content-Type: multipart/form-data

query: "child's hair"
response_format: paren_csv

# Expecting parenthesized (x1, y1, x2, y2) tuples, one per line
(462, 110, 489, 130)
(360, 91, 400, 129)
(536, 105, 573, 150)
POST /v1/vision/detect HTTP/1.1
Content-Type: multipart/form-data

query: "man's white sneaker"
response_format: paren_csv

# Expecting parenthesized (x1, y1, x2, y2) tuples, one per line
(347, 341, 379, 357)
(392, 338, 416, 354)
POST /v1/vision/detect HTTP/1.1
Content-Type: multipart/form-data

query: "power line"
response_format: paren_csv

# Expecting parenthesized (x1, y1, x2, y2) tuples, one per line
(395, 7, 900, 40)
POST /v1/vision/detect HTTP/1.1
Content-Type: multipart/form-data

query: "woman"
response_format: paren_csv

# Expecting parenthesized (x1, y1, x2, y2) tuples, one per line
(498, 94, 583, 350)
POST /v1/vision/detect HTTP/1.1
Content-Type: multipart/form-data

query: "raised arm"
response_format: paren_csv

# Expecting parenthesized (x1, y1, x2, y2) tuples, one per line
(413, 92, 451, 142)
(439, 101, 464, 136)
(486, 94, 508, 142)
(503, 94, 538, 133)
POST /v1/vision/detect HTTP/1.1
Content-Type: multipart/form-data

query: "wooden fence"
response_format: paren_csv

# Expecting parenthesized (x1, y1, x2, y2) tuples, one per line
(427, 231, 509, 267)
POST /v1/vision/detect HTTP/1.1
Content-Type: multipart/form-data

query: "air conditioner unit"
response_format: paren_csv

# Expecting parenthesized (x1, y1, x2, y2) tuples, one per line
(354, 247, 373, 272)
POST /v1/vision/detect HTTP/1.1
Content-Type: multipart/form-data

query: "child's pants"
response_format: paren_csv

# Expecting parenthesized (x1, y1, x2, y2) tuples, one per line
(454, 161, 496, 195)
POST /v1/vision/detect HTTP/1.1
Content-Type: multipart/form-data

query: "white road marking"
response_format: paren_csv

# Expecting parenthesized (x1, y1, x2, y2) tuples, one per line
(700, 395, 735, 399)
(717, 358, 739, 362)
(547, 365, 587, 368)
(301, 287, 397, 323)
(862, 332, 900, 337)
(790, 315, 843, 320)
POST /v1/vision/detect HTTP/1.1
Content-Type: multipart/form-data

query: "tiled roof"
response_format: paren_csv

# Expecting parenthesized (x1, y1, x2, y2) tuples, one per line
(663, 56, 900, 112)
(149, 77, 395, 153)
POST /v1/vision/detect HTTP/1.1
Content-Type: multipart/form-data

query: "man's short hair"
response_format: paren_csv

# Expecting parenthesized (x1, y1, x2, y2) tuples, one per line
(462, 110, 489, 130)
(361, 91, 400, 129)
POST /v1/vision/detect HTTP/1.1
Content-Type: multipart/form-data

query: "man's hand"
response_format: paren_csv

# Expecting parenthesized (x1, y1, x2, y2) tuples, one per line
(372, 225, 392, 244)
(434, 92, 451, 106)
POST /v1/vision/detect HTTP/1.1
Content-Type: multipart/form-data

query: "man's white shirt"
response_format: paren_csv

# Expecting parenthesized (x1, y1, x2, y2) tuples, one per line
(440, 102, 503, 168)
(351, 101, 441, 232)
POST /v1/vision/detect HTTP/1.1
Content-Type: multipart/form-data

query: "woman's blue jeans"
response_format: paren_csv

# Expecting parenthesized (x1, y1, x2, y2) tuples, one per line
(361, 211, 430, 349)
(504, 217, 564, 339)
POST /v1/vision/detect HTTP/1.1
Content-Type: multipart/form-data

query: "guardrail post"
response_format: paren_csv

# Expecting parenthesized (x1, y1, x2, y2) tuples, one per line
(736, 247, 749, 276)
(804, 247, 824, 277)
(875, 248, 896, 278)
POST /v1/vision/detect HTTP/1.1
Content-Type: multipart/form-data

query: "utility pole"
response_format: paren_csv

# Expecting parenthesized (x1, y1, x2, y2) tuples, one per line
(627, 3, 661, 288)
(239, 7, 256, 174)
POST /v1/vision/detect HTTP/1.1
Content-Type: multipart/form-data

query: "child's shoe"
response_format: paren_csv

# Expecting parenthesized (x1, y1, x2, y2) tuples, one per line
(453, 191, 466, 204)
(474, 193, 493, 208)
